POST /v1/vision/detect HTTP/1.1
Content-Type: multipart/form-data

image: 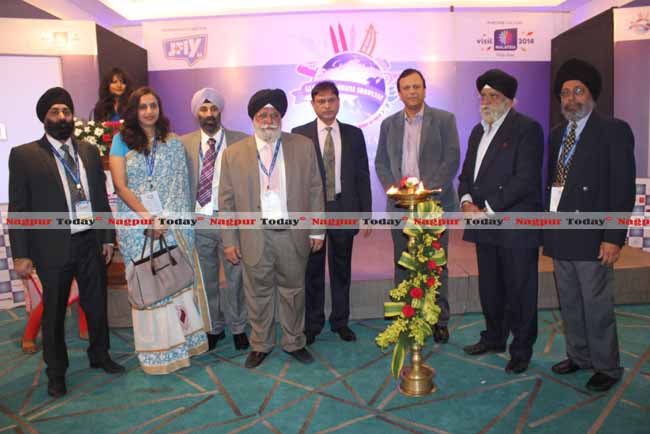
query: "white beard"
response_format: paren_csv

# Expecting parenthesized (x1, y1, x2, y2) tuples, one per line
(254, 124, 281, 143)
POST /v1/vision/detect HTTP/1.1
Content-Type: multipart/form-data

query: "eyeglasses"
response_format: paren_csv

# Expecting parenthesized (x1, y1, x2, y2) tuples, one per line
(47, 107, 72, 117)
(479, 92, 503, 102)
(560, 87, 587, 98)
(254, 111, 281, 121)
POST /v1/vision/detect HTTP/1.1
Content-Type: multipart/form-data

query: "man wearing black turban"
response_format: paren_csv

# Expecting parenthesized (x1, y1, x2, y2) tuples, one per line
(219, 89, 325, 369)
(8, 87, 123, 398)
(458, 69, 544, 374)
(544, 59, 636, 392)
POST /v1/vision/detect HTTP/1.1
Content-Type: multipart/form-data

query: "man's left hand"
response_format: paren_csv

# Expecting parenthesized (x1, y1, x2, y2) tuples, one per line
(310, 239, 324, 252)
(598, 242, 621, 266)
(102, 244, 114, 265)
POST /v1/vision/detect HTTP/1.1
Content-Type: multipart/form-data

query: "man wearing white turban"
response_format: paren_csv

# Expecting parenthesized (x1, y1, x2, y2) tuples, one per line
(181, 88, 250, 351)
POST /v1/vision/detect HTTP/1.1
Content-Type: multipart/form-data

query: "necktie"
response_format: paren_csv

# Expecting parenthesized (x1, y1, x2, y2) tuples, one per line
(323, 127, 336, 201)
(60, 144, 86, 206)
(554, 121, 577, 186)
(197, 138, 216, 206)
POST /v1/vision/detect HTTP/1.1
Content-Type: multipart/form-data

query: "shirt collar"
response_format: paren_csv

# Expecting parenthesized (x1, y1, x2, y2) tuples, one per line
(255, 133, 281, 151)
(404, 106, 424, 123)
(46, 133, 73, 152)
(570, 110, 592, 131)
(317, 118, 338, 133)
(200, 127, 223, 147)
(480, 108, 510, 133)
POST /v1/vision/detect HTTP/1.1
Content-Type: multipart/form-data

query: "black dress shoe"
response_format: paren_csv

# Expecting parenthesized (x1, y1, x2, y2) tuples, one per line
(47, 377, 67, 398)
(586, 372, 619, 392)
(245, 351, 269, 369)
(463, 341, 506, 356)
(233, 333, 250, 350)
(551, 359, 581, 375)
(90, 357, 125, 374)
(207, 331, 226, 351)
(334, 326, 357, 342)
(284, 348, 314, 364)
(433, 325, 450, 343)
(305, 332, 317, 346)
(505, 358, 529, 374)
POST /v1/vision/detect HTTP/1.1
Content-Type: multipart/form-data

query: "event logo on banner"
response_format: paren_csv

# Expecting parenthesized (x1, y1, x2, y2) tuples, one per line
(292, 24, 397, 128)
(628, 12, 650, 35)
(476, 25, 536, 56)
(163, 34, 207, 66)
(615, 7, 650, 41)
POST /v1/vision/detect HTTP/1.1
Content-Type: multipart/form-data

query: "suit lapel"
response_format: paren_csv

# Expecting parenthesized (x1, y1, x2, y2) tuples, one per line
(245, 137, 261, 209)
(281, 133, 296, 204)
(475, 110, 515, 183)
(75, 139, 95, 198)
(563, 112, 599, 192)
(37, 136, 66, 199)
(418, 107, 433, 163)
(391, 114, 405, 177)
(309, 121, 326, 183)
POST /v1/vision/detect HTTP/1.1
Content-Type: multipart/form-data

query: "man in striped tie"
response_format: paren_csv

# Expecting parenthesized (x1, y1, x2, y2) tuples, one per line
(181, 88, 250, 351)
(544, 58, 636, 392)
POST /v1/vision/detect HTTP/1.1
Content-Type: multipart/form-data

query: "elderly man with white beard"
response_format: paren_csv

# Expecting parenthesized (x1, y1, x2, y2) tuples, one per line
(219, 89, 325, 369)
(458, 69, 544, 374)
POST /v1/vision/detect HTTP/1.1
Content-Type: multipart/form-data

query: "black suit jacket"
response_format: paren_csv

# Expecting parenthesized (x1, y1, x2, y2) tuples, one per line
(8, 136, 115, 268)
(458, 109, 544, 248)
(292, 120, 372, 234)
(543, 111, 636, 260)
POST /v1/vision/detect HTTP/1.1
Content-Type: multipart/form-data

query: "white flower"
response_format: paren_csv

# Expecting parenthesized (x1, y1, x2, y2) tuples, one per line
(74, 119, 83, 127)
(74, 128, 82, 137)
(88, 121, 95, 126)
(86, 136, 97, 144)
(94, 128, 103, 137)
(84, 126, 91, 133)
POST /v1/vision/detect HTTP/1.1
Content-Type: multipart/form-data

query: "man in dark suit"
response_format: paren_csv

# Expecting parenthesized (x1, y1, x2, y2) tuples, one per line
(180, 88, 249, 351)
(375, 68, 460, 343)
(458, 70, 544, 374)
(292, 81, 372, 345)
(544, 59, 636, 392)
(9, 87, 124, 398)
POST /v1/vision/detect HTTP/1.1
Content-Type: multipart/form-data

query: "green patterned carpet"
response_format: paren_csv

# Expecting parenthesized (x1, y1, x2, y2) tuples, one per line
(1, 306, 649, 434)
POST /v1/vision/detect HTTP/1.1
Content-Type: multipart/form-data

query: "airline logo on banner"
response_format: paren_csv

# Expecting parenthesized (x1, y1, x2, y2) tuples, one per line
(615, 7, 650, 42)
(163, 34, 208, 66)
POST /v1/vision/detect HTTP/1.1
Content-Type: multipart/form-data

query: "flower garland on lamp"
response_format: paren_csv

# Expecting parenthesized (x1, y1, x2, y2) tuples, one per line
(376, 176, 446, 396)
(73, 118, 122, 156)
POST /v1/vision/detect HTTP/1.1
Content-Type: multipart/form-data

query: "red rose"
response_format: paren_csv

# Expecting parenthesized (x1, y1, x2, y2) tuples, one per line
(112, 129, 120, 136)
(426, 277, 437, 288)
(399, 176, 409, 188)
(437, 266, 443, 275)
(410, 287, 424, 299)
(427, 260, 437, 270)
(431, 241, 441, 249)
(102, 134, 111, 143)
(402, 305, 415, 318)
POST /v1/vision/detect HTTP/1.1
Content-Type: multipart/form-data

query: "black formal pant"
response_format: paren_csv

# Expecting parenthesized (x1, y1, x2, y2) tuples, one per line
(475, 243, 539, 361)
(305, 198, 355, 335)
(39, 230, 110, 379)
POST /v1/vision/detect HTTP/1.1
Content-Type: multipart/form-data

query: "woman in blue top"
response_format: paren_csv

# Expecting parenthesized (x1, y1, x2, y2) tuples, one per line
(109, 86, 209, 374)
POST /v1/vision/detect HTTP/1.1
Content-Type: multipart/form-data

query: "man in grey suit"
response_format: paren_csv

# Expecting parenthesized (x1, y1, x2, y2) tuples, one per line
(180, 88, 249, 351)
(375, 68, 460, 343)
(219, 89, 325, 369)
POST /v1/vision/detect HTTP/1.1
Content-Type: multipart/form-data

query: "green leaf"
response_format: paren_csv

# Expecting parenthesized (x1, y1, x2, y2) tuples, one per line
(398, 252, 417, 270)
(384, 302, 405, 317)
(391, 333, 411, 378)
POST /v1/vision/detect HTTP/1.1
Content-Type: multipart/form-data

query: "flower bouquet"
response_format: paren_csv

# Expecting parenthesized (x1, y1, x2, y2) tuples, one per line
(73, 118, 122, 156)
(377, 177, 446, 380)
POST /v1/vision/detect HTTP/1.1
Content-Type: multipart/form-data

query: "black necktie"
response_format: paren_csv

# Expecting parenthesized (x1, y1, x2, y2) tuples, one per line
(60, 144, 86, 206)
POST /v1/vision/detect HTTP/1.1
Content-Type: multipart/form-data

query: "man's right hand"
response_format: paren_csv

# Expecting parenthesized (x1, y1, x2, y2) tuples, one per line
(224, 246, 242, 265)
(14, 258, 33, 277)
(462, 201, 481, 213)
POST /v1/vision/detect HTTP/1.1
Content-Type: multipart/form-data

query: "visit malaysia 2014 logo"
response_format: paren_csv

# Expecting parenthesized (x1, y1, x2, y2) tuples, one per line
(163, 34, 208, 66)
(292, 24, 398, 128)
(476, 26, 536, 54)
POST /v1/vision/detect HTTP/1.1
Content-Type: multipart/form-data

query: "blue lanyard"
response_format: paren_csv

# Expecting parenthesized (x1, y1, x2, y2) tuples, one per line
(257, 139, 281, 190)
(199, 131, 225, 164)
(145, 139, 158, 180)
(50, 143, 82, 189)
(558, 125, 578, 167)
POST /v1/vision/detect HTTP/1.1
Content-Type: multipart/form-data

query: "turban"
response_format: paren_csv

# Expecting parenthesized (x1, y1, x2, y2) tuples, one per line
(190, 87, 225, 115)
(476, 69, 518, 100)
(553, 58, 602, 101)
(247, 89, 287, 119)
(36, 87, 74, 122)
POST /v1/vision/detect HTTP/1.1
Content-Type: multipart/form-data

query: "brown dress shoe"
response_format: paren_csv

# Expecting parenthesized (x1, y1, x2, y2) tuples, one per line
(463, 341, 506, 356)
(586, 372, 618, 392)
(245, 351, 269, 369)
(47, 377, 67, 398)
(433, 325, 449, 343)
(284, 348, 314, 364)
(551, 359, 581, 375)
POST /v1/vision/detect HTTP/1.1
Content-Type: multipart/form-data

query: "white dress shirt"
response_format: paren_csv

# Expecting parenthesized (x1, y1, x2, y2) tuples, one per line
(317, 118, 342, 195)
(196, 128, 226, 214)
(255, 134, 288, 219)
(46, 134, 92, 234)
(401, 107, 424, 179)
(460, 109, 510, 214)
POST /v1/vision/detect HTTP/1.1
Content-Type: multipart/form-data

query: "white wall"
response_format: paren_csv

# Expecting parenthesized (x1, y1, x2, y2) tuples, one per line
(0, 56, 63, 203)
(570, 0, 634, 27)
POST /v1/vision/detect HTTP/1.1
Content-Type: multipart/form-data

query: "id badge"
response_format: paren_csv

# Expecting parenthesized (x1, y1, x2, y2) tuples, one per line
(550, 186, 563, 212)
(261, 191, 283, 219)
(74, 200, 93, 220)
(141, 191, 163, 215)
